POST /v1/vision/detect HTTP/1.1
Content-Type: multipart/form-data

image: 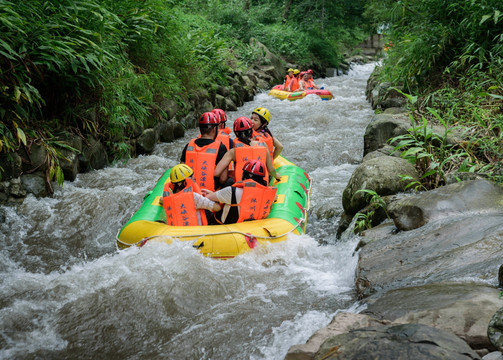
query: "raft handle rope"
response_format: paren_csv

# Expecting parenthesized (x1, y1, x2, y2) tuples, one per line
(116, 177, 312, 249)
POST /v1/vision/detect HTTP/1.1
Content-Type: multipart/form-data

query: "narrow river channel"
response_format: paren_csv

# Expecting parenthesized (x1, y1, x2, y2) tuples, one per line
(0, 63, 376, 359)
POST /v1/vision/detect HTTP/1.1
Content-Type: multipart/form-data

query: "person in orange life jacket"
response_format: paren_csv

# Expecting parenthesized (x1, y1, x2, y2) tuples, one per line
(297, 71, 309, 91)
(250, 107, 283, 160)
(305, 69, 320, 90)
(180, 112, 228, 191)
(214, 117, 281, 184)
(287, 69, 301, 92)
(201, 160, 277, 224)
(282, 68, 294, 90)
(211, 108, 233, 151)
(160, 164, 221, 226)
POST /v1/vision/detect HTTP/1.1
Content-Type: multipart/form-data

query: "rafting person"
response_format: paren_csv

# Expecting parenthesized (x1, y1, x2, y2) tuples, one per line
(212, 108, 232, 135)
(214, 117, 281, 184)
(160, 164, 221, 226)
(282, 68, 295, 90)
(250, 107, 283, 159)
(297, 71, 309, 91)
(305, 69, 320, 90)
(201, 160, 277, 224)
(287, 69, 300, 91)
(180, 112, 228, 191)
(211, 108, 232, 151)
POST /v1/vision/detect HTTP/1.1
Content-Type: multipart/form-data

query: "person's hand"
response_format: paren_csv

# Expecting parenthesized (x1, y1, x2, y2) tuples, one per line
(200, 189, 212, 197)
(274, 173, 281, 181)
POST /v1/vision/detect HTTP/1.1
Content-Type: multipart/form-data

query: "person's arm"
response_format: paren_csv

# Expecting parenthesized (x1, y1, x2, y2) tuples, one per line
(194, 193, 221, 212)
(298, 80, 304, 91)
(263, 146, 280, 181)
(214, 149, 234, 177)
(272, 137, 283, 159)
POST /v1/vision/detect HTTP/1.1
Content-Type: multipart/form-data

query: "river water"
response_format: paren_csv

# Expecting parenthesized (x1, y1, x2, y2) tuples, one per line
(0, 63, 376, 359)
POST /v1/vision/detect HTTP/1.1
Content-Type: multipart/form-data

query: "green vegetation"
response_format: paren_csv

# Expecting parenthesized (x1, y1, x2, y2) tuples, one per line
(366, 0, 503, 185)
(0, 0, 369, 183)
(353, 189, 389, 233)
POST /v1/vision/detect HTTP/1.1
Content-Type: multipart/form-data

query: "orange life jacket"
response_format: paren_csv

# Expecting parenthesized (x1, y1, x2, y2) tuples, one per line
(253, 130, 274, 159)
(232, 180, 277, 222)
(216, 130, 232, 151)
(233, 140, 269, 183)
(221, 126, 231, 135)
(185, 138, 221, 191)
(290, 77, 299, 92)
(162, 178, 207, 226)
(305, 79, 315, 89)
(284, 75, 294, 89)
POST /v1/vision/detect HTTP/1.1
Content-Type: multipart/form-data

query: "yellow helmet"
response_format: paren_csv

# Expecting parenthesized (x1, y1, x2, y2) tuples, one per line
(293, 69, 300, 75)
(170, 164, 193, 183)
(287, 68, 294, 72)
(252, 107, 271, 124)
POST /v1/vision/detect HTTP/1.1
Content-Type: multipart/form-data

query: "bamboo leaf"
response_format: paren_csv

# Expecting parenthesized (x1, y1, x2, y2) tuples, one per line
(16, 127, 27, 146)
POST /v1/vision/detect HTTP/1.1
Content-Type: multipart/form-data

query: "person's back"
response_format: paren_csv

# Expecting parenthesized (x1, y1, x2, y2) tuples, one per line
(214, 117, 280, 184)
(201, 160, 277, 224)
(162, 164, 221, 226)
(181, 112, 228, 191)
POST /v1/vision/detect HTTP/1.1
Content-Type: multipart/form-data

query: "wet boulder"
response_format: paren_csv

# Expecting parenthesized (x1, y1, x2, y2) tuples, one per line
(363, 283, 503, 351)
(388, 180, 503, 231)
(314, 323, 480, 360)
(488, 307, 503, 352)
(355, 181, 503, 298)
(136, 126, 159, 155)
(285, 313, 391, 360)
(79, 137, 108, 171)
(342, 156, 419, 216)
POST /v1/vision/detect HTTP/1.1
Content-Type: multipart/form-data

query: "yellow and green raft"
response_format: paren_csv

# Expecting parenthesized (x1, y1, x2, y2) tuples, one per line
(116, 156, 311, 259)
(268, 85, 333, 101)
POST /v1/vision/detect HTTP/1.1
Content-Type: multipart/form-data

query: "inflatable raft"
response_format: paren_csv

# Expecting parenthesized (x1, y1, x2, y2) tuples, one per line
(268, 85, 333, 101)
(116, 156, 311, 259)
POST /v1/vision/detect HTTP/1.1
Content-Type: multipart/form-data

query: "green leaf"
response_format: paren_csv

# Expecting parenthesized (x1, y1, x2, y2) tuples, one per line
(16, 128, 27, 146)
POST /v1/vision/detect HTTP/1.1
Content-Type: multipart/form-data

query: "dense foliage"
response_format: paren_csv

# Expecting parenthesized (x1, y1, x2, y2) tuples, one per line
(0, 0, 368, 182)
(366, 0, 503, 184)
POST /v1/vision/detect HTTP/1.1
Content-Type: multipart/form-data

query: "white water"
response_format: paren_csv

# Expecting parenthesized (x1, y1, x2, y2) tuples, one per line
(0, 63, 376, 359)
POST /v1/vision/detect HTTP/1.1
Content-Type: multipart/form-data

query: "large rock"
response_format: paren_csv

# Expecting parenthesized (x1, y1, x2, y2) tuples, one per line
(314, 323, 480, 360)
(136, 127, 159, 155)
(355, 181, 503, 298)
(363, 283, 503, 350)
(489, 307, 503, 352)
(285, 313, 391, 360)
(249, 38, 284, 82)
(342, 156, 420, 216)
(79, 137, 108, 171)
(363, 114, 410, 156)
(388, 180, 503, 231)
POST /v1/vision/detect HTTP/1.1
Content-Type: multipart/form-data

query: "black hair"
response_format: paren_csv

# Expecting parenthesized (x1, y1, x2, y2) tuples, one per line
(242, 170, 267, 186)
(257, 116, 273, 138)
(172, 180, 187, 193)
(200, 124, 218, 139)
(235, 128, 253, 145)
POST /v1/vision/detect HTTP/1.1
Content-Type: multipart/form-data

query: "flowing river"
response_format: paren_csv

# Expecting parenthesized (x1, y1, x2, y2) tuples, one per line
(0, 63, 376, 359)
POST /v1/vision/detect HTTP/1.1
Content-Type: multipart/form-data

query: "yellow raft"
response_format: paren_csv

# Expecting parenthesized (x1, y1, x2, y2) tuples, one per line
(116, 156, 311, 259)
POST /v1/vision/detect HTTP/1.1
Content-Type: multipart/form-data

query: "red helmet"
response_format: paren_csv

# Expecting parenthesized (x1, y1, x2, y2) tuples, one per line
(233, 117, 253, 132)
(307, 69, 313, 74)
(212, 109, 227, 123)
(198, 112, 219, 126)
(243, 159, 266, 177)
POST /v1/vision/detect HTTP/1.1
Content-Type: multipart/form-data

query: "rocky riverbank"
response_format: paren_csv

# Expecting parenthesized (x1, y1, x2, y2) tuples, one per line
(285, 68, 503, 360)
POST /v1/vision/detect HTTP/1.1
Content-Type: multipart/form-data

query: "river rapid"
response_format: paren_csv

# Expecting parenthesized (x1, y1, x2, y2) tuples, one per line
(0, 63, 376, 359)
